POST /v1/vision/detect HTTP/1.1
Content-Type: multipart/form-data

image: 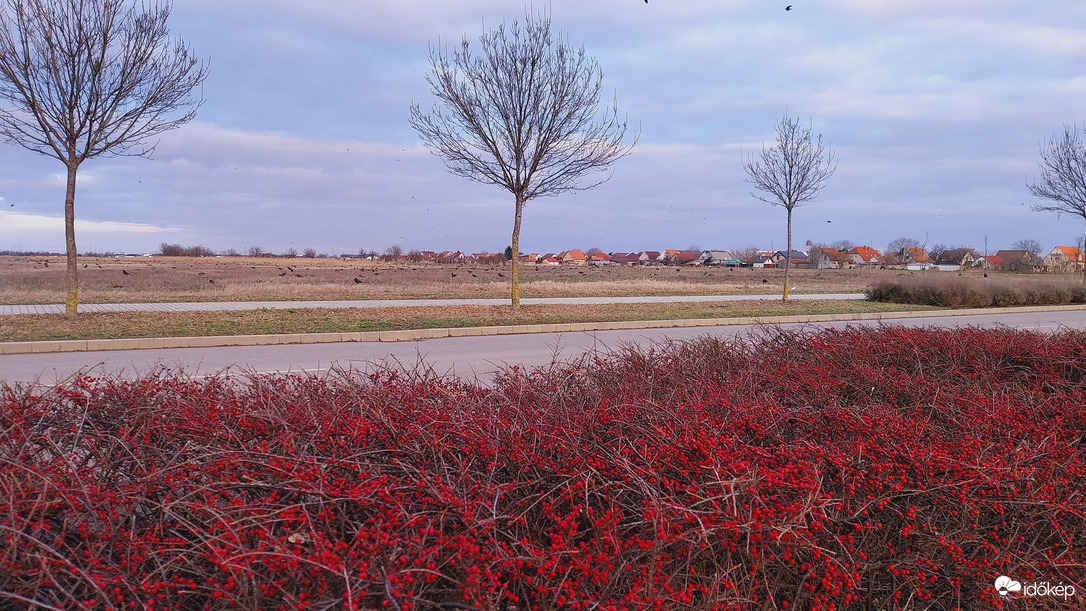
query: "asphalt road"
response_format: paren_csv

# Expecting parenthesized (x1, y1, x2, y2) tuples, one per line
(4, 309, 1085, 385)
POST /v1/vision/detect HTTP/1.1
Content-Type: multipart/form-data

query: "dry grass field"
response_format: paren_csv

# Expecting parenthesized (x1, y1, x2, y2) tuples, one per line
(2, 254, 919, 304)
(0, 300, 935, 342)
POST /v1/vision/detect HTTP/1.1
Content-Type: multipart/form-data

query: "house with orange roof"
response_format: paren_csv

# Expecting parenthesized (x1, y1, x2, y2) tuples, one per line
(589, 252, 612, 266)
(1043, 246, 1085, 273)
(900, 247, 933, 270)
(810, 247, 852, 269)
(848, 246, 884, 267)
(559, 250, 587, 265)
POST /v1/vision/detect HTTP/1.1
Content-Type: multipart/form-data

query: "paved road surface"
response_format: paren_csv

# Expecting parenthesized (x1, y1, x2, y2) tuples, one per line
(0, 293, 863, 315)
(4, 309, 1084, 385)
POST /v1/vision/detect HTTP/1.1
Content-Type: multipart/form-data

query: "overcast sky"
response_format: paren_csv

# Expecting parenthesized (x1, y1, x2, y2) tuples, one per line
(1, 0, 1085, 256)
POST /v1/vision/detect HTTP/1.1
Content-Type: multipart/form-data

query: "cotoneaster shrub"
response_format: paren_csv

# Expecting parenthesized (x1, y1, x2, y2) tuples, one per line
(1, 326, 1084, 610)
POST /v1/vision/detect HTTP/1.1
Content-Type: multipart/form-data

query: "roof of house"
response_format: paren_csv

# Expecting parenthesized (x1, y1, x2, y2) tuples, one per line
(1054, 246, 1085, 262)
(813, 248, 851, 263)
(775, 250, 808, 260)
(981, 254, 1005, 266)
(610, 253, 640, 264)
(903, 247, 933, 264)
(589, 252, 611, 261)
(639, 251, 661, 259)
(562, 249, 587, 261)
(935, 248, 976, 265)
(672, 252, 700, 264)
(849, 246, 884, 263)
(995, 250, 1033, 265)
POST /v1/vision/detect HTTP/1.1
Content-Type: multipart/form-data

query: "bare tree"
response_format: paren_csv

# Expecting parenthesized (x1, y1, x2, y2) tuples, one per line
(1029, 124, 1086, 284)
(742, 115, 836, 300)
(830, 239, 855, 252)
(410, 10, 635, 308)
(731, 245, 763, 265)
(1011, 238, 1043, 260)
(0, 0, 207, 315)
(887, 237, 920, 255)
(927, 243, 950, 264)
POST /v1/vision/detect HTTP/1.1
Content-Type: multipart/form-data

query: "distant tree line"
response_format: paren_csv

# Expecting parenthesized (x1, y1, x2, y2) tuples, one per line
(159, 243, 215, 257)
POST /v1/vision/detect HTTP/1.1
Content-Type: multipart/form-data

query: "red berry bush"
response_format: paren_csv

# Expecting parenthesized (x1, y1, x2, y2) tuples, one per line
(2, 327, 1084, 610)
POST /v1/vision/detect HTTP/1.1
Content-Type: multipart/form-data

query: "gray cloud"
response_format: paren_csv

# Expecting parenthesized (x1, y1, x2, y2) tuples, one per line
(1, 0, 1082, 255)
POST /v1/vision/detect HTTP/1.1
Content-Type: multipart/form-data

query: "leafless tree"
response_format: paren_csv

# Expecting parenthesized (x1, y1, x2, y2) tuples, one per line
(742, 115, 836, 300)
(410, 10, 635, 308)
(927, 243, 950, 263)
(830, 239, 855, 252)
(0, 0, 207, 315)
(887, 237, 920, 256)
(1011, 238, 1043, 260)
(1028, 124, 1086, 283)
(731, 245, 763, 265)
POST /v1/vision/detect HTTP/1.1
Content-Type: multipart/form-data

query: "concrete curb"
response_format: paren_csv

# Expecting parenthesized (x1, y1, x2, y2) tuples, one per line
(3, 304, 1085, 355)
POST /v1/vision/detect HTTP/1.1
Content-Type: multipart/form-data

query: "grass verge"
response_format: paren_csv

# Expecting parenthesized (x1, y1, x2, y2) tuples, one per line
(0, 300, 936, 342)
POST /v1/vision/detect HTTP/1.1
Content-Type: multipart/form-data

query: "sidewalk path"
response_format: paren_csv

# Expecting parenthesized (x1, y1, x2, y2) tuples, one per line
(1, 293, 865, 315)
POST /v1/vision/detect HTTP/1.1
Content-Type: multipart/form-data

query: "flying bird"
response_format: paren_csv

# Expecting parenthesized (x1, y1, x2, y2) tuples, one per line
(785, 4, 792, 10)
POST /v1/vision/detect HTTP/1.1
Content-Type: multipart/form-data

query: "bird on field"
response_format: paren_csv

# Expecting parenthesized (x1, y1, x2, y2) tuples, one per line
(470, 273, 477, 278)
(208, 279, 215, 284)
(354, 277, 362, 284)
(279, 272, 286, 276)
(122, 269, 130, 275)
(287, 266, 294, 272)
(762, 278, 768, 283)
(295, 273, 302, 277)
(451, 273, 457, 277)
(498, 273, 505, 277)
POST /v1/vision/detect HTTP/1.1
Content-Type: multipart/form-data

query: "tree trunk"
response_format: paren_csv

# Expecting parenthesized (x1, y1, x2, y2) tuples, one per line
(783, 207, 792, 301)
(510, 195, 524, 308)
(64, 162, 80, 317)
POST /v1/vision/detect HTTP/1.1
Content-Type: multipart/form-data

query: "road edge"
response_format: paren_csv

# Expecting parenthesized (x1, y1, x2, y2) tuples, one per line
(4, 304, 1085, 355)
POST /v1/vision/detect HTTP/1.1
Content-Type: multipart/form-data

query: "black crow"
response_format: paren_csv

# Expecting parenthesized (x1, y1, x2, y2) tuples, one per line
(122, 269, 130, 275)
(785, 5, 792, 10)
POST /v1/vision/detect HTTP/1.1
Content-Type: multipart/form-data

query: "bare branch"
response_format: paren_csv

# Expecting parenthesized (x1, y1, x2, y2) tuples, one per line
(0, 0, 208, 315)
(1028, 123, 1086, 220)
(741, 115, 836, 213)
(741, 114, 836, 301)
(410, 9, 635, 307)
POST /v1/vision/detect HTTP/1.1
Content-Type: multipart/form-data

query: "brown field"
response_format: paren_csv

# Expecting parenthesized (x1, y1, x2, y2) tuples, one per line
(0, 300, 936, 342)
(0, 254, 978, 304)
